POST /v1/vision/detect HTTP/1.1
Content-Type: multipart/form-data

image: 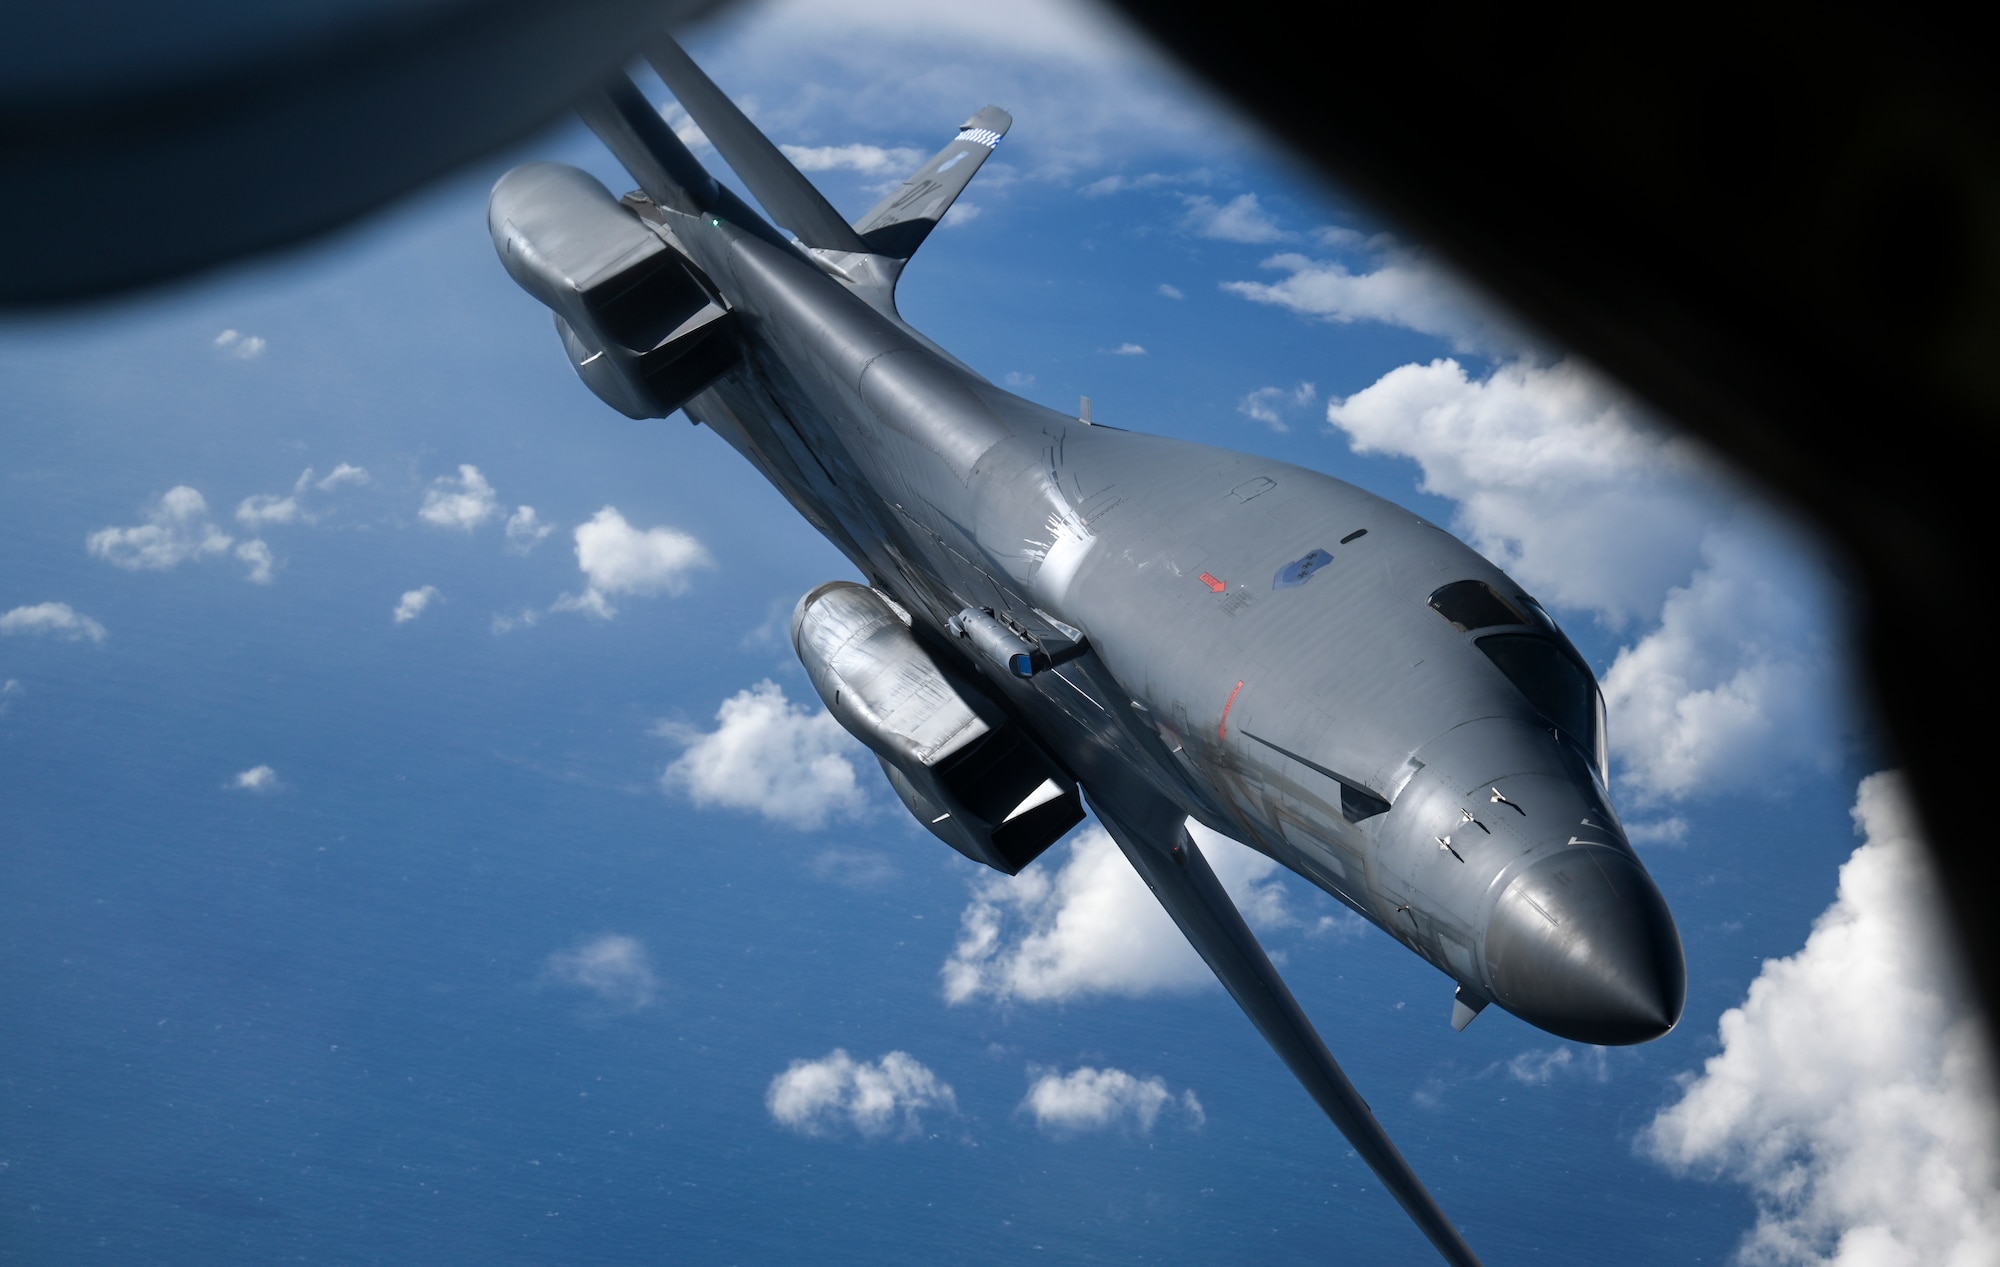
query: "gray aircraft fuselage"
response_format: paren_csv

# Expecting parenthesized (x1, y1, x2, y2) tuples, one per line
(488, 52, 1686, 1266)
(649, 204, 1679, 1050)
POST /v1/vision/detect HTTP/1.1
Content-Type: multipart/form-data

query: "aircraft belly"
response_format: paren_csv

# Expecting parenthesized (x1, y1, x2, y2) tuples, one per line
(678, 213, 1619, 1018)
(693, 371, 894, 577)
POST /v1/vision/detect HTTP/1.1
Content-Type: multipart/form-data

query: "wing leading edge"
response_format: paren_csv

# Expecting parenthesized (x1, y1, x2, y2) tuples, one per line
(643, 35, 869, 253)
(1089, 795, 1485, 1267)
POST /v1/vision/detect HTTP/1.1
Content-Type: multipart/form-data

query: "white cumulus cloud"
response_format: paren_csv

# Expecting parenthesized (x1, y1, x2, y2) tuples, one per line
(1600, 533, 1834, 802)
(490, 607, 540, 635)
(1223, 246, 1518, 355)
(767, 1049, 956, 1138)
(1643, 772, 2000, 1266)
(1324, 356, 1838, 800)
(780, 142, 926, 174)
(418, 464, 500, 531)
(235, 539, 276, 585)
(314, 463, 371, 491)
(1181, 192, 1291, 243)
(214, 329, 266, 359)
(235, 492, 300, 528)
(1505, 1046, 1608, 1086)
(1157, 282, 1185, 299)
(235, 463, 370, 529)
(808, 847, 901, 888)
(1020, 1066, 1203, 1136)
(659, 680, 868, 829)
(541, 933, 660, 1013)
(1081, 171, 1205, 197)
(944, 823, 1199, 1004)
(504, 505, 553, 553)
(1239, 381, 1317, 432)
(231, 765, 278, 792)
(658, 102, 710, 149)
(393, 586, 440, 624)
(1327, 358, 1715, 620)
(87, 486, 234, 571)
(1109, 342, 1146, 356)
(555, 506, 712, 619)
(1, 602, 107, 643)
(1626, 816, 1690, 848)
(690, 0, 1236, 183)
(941, 820, 1300, 1005)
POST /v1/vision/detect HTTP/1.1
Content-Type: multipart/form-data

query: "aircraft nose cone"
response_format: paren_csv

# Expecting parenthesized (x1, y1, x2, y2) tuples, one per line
(1485, 848, 1686, 1045)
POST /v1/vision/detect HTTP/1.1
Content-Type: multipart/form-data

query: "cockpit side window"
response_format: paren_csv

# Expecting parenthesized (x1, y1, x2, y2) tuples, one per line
(1428, 579, 1529, 632)
(1475, 633, 1609, 774)
(1516, 594, 1560, 635)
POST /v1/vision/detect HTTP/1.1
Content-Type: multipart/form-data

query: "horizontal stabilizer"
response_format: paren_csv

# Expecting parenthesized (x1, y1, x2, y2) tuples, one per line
(1091, 796, 1483, 1267)
(856, 106, 1012, 259)
(644, 36, 869, 254)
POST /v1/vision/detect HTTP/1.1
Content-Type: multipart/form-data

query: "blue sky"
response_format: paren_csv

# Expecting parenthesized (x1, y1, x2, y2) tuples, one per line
(3, 2, 1996, 1264)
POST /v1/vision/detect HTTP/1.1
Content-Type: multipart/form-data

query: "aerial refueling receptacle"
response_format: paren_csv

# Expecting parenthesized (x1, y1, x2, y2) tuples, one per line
(793, 582, 1082, 875)
(488, 162, 739, 420)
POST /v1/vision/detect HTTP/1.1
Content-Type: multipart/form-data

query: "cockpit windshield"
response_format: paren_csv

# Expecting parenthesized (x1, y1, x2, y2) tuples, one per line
(1428, 579, 1529, 631)
(1475, 633, 1609, 775)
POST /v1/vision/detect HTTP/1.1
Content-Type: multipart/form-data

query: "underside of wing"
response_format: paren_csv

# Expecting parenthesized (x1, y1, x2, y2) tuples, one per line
(643, 35, 869, 254)
(1088, 794, 1485, 1267)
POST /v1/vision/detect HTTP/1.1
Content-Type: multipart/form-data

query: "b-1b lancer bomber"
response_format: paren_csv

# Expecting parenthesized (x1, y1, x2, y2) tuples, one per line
(488, 35, 1686, 1266)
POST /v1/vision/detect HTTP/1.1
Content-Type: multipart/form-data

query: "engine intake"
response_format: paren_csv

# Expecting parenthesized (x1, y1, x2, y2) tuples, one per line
(489, 162, 739, 419)
(793, 582, 1082, 874)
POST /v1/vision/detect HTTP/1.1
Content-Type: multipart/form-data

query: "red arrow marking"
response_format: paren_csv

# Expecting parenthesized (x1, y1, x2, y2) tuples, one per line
(1218, 679, 1245, 741)
(1198, 572, 1225, 593)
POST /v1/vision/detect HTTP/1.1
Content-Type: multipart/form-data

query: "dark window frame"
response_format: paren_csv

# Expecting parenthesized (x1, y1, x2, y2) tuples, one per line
(1427, 579, 1531, 632)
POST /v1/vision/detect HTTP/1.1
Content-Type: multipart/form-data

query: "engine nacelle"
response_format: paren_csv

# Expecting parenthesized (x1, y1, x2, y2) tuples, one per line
(792, 582, 1083, 875)
(488, 162, 739, 419)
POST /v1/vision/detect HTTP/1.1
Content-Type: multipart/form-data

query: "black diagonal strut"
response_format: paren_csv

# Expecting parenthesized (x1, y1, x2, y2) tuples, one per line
(574, 74, 720, 216)
(644, 36, 869, 254)
(574, 73, 795, 257)
(1089, 794, 1483, 1267)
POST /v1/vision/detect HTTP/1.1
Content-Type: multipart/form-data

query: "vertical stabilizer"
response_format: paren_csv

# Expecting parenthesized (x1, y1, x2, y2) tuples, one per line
(855, 106, 1012, 260)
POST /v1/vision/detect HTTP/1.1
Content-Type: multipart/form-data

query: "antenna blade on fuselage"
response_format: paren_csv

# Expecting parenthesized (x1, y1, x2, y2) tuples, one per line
(853, 106, 1011, 260)
(1090, 797, 1484, 1267)
(643, 36, 870, 254)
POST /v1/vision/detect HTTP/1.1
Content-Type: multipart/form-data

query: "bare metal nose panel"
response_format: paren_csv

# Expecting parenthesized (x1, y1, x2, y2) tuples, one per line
(1485, 848, 1686, 1045)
